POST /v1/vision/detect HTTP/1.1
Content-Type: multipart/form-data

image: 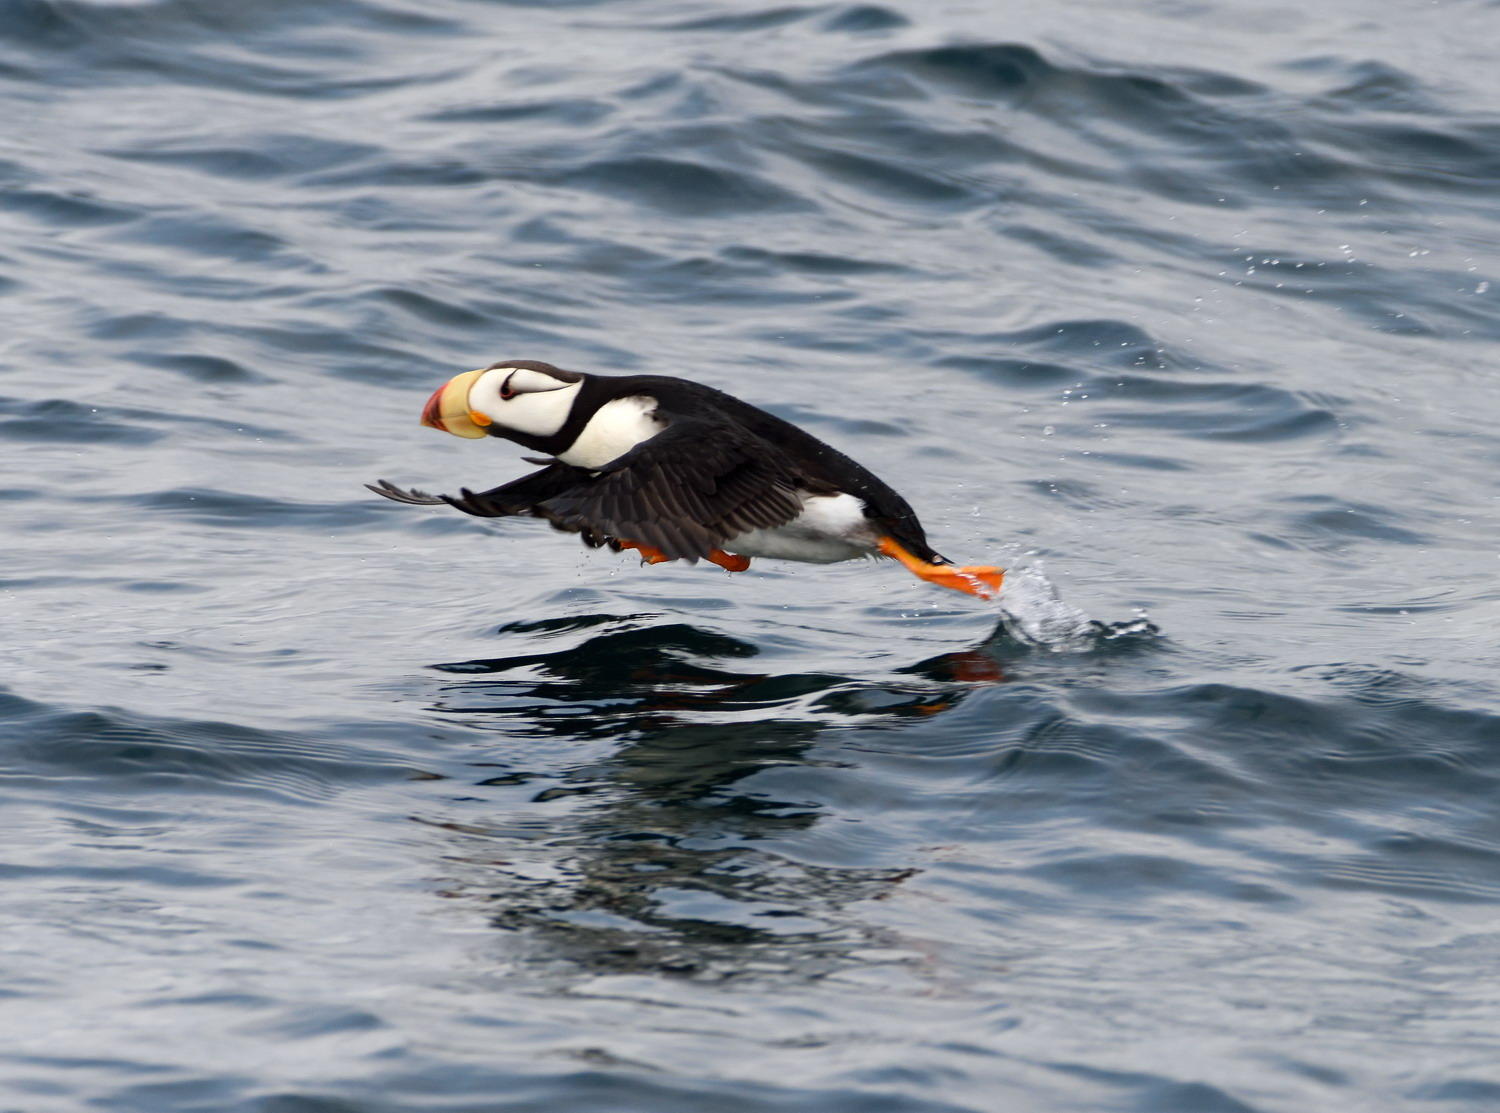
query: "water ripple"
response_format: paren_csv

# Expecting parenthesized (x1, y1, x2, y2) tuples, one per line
(6, 0, 1500, 1109)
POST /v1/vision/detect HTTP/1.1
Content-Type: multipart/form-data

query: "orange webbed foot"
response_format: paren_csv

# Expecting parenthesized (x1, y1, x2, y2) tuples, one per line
(877, 537, 1004, 600)
(707, 549, 751, 572)
(918, 564, 1004, 599)
(619, 540, 673, 565)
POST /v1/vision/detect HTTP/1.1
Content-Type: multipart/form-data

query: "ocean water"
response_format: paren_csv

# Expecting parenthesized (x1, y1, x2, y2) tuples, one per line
(4, 0, 1500, 1109)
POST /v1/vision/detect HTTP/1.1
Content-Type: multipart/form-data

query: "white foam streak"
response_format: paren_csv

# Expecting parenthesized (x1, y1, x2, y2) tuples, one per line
(993, 560, 1155, 651)
(996, 562, 1099, 650)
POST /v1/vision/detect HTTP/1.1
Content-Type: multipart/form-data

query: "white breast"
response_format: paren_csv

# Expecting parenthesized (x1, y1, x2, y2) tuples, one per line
(726, 492, 876, 564)
(557, 396, 665, 469)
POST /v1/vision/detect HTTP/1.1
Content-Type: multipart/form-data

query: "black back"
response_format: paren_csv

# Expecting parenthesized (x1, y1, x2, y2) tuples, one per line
(499, 370, 935, 556)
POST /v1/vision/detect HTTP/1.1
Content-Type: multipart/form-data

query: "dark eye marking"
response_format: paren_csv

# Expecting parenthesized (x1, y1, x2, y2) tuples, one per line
(500, 372, 517, 401)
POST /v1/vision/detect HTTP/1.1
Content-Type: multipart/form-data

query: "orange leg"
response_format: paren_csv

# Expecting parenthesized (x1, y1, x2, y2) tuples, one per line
(706, 549, 751, 572)
(618, 539, 673, 565)
(877, 537, 1004, 600)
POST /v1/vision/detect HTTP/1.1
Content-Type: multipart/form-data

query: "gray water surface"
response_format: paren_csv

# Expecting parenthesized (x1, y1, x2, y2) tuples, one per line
(4, 1, 1500, 1110)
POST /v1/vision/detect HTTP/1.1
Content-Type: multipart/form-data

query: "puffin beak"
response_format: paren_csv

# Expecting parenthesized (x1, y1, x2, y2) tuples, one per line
(420, 369, 491, 439)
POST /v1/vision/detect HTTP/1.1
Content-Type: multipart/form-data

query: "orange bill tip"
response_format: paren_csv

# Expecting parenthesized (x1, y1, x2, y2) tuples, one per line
(420, 384, 447, 432)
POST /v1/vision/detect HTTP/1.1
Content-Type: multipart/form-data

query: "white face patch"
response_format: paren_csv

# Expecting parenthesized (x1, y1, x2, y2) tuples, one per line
(467, 367, 582, 440)
(556, 395, 664, 469)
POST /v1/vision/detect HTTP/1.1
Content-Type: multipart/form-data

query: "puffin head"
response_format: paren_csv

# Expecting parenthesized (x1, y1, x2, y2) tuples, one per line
(420, 360, 584, 441)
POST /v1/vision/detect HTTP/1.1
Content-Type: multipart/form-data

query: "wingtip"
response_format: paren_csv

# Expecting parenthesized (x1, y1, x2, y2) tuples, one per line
(367, 479, 446, 506)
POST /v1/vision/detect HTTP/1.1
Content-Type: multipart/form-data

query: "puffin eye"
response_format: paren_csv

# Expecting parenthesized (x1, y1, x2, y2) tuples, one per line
(499, 372, 517, 401)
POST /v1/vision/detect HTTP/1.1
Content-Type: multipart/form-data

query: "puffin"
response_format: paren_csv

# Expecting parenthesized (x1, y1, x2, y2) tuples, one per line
(368, 360, 1003, 599)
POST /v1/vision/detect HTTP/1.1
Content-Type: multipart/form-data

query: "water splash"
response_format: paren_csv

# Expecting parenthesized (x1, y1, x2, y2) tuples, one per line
(997, 560, 1158, 650)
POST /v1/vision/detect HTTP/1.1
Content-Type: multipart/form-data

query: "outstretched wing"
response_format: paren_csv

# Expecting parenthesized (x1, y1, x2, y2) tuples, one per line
(366, 463, 588, 518)
(366, 479, 445, 506)
(535, 417, 805, 561)
(369, 419, 807, 561)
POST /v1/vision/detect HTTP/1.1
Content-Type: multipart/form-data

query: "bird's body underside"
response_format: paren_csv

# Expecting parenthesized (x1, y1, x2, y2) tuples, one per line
(369, 360, 1003, 600)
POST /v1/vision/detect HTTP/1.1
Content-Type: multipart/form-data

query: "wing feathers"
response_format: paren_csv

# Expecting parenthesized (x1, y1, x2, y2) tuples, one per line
(366, 479, 445, 506)
(369, 416, 808, 560)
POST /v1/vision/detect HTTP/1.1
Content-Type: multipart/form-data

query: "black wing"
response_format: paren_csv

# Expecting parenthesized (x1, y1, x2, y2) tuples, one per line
(369, 419, 805, 561)
(366, 479, 446, 506)
(366, 463, 589, 518)
(534, 417, 804, 561)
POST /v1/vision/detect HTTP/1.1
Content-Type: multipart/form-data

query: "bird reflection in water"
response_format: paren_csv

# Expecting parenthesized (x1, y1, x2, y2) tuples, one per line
(414, 614, 1012, 980)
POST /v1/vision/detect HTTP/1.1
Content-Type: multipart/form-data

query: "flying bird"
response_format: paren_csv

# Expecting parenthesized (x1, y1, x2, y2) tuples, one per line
(368, 360, 1003, 599)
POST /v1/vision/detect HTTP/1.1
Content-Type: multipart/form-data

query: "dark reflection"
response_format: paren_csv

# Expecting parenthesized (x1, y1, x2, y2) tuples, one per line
(432, 614, 1006, 741)
(418, 614, 1016, 979)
